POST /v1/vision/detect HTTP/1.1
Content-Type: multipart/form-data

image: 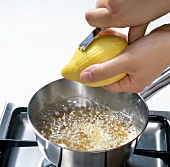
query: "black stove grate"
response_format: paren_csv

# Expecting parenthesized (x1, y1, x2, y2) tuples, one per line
(133, 115, 170, 166)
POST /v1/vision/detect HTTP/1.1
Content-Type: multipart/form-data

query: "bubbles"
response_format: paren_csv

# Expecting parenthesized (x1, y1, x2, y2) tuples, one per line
(37, 97, 137, 152)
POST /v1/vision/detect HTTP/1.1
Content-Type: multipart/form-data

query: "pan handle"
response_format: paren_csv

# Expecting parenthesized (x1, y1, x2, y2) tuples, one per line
(139, 68, 170, 101)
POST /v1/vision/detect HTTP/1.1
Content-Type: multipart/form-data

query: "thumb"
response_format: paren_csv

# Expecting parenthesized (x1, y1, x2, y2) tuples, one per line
(80, 54, 128, 83)
(128, 23, 149, 44)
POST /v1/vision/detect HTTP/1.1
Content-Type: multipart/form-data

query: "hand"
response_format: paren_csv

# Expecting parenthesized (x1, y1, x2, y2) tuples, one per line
(85, 0, 170, 43)
(80, 25, 170, 93)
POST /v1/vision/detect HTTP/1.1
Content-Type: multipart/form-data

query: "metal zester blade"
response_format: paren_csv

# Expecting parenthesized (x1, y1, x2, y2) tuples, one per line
(78, 28, 105, 51)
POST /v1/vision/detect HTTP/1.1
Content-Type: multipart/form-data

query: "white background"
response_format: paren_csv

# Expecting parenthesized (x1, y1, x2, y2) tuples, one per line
(0, 0, 170, 114)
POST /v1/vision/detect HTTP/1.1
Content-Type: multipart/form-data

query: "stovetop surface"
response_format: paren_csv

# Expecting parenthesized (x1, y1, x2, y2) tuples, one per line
(0, 103, 170, 167)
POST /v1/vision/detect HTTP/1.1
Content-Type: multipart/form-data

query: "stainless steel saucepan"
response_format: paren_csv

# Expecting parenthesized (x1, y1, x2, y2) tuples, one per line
(27, 68, 170, 167)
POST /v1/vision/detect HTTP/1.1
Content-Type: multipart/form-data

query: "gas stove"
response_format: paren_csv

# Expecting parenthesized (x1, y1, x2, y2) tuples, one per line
(0, 103, 170, 167)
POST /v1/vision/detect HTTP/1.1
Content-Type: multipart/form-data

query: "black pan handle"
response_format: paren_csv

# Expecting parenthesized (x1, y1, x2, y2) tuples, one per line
(134, 115, 170, 165)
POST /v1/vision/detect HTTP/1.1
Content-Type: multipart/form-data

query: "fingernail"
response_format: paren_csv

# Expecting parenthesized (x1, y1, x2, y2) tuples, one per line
(80, 71, 93, 82)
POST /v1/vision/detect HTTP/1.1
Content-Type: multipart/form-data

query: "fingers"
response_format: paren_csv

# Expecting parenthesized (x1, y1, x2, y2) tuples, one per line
(128, 24, 149, 44)
(80, 28, 170, 93)
(85, 8, 122, 28)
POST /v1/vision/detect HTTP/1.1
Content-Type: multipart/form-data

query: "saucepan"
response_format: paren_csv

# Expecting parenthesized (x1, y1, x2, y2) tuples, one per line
(27, 68, 170, 167)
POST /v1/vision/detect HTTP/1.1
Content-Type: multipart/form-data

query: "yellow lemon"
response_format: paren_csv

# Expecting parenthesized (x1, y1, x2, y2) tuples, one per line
(61, 35, 128, 87)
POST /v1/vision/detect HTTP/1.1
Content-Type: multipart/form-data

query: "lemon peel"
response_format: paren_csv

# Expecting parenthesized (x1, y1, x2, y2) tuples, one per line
(61, 35, 128, 87)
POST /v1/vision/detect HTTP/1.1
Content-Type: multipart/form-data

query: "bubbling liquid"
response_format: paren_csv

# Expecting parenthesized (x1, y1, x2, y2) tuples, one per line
(37, 97, 137, 151)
